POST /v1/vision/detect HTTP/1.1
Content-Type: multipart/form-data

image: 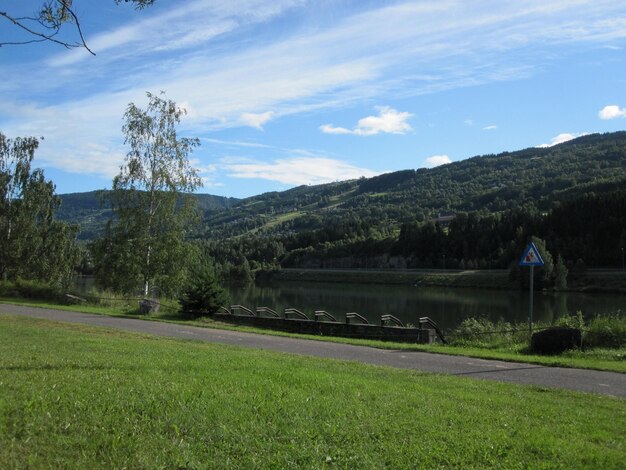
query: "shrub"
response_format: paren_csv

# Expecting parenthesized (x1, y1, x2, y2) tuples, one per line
(585, 314, 626, 349)
(554, 310, 585, 330)
(448, 317, 527, 348)
(179, 262, 230, 319)
(0, 278, 64, 302)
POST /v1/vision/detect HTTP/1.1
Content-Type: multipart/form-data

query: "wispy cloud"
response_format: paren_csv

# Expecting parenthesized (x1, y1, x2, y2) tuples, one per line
(482, 125, 498, 131)
(240, 111, 275, 129)
(47, 0, 308, 67)
(225, 157, 379, 185)
(320, 106, 412, 136)
(200, 138, 275, 149)
(599, 105, 626, 120)
(538, 132, 588, 148)
(3, 0, 626, 187)
(425, 155, 452, 168)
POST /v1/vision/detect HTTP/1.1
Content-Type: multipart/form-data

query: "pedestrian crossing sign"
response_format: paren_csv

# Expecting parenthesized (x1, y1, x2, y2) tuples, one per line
(519, 242, 545, 266)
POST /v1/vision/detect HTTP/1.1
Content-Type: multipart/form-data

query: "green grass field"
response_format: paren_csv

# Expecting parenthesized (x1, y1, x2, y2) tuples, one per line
(1, 315, 624, 468)
(2, 298, 625, 373)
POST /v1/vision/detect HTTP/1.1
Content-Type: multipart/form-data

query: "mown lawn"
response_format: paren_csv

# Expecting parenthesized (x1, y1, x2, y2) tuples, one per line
(0, 315, 624, 468)
(2, 298, 625, 373)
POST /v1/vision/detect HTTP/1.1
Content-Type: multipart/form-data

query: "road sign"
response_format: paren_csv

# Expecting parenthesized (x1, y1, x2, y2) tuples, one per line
(519, 242, 544, 267)
(519, 241, 544, 334)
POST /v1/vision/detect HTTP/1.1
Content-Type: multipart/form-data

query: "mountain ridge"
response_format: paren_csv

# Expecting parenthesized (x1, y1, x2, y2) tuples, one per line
(56, 131, 626, 242)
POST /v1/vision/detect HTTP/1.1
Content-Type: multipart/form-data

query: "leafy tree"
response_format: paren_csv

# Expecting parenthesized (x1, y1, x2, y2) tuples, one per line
(93, 92, 201, 296)
(554, 255, 568, 290)
(0, 0, 155, 54)
(0, 132, 79, 286)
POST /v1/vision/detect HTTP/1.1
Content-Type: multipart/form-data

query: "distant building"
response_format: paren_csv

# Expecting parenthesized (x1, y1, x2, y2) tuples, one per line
(433, 213, 456, 227)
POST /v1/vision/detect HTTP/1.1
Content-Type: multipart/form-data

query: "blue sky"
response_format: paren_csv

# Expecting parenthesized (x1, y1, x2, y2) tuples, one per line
(1, 0, 626, 198)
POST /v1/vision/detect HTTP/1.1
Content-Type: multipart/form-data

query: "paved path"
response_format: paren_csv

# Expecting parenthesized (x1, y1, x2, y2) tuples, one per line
(2, 303, 624, 398)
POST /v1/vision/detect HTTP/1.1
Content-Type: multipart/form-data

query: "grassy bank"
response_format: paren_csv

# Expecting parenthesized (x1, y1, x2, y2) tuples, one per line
(2, 298, 625, 373)
(1, 315, 624, 468)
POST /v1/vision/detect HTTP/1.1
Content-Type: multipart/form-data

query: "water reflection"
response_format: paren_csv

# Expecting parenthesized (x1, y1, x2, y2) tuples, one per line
(230, 280, 625, 331)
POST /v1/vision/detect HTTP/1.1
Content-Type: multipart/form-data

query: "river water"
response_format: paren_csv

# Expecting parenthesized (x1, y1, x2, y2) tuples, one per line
(229, 280, 625, 331)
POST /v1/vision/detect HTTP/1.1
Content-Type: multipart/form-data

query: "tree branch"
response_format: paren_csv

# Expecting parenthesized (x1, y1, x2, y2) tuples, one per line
(0, 1, 155, 54)
(0, 10, 89, 52)
(63, 4, 95, 55)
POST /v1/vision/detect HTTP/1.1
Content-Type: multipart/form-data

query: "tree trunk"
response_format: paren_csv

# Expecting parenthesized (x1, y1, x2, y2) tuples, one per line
(143, 243, 151, 297)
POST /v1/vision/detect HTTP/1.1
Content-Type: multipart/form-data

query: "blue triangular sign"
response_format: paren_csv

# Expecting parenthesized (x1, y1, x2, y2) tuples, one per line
(519, 242, 545, 267)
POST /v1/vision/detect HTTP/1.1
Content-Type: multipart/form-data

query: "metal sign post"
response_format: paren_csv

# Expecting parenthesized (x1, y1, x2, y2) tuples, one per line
(519, 242, 544, 334)
(529, 265, 534, 333)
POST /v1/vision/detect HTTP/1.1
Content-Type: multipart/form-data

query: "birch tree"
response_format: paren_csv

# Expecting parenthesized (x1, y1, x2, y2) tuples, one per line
(94, 92, 201, 296)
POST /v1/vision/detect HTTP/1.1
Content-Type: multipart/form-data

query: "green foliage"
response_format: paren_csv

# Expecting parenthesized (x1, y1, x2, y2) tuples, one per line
(448, 317, 529, 348)
(554, 310, 585, 330)
(531, 236, 554, 288)
(450, 312, 626, 353)
(0, 133, 79, 287)
(585, 314, 626, 349)
(59, 132, 626, 272)
(92, 93, 202, 296)
(0, 279, 64, 302)
(554, 254, 568, 290)
(179, 260, 230, 318)
(222, 256, 254, 285)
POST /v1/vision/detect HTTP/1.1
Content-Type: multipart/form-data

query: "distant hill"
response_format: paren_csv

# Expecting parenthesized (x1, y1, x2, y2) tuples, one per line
(57, 191, 239, 240)
(201, 131, 626, 239)
(57, 132, 626, 243)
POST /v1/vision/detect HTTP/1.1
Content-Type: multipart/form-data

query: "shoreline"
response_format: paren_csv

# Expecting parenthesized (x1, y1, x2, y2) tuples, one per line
(258, 268, 626, 293)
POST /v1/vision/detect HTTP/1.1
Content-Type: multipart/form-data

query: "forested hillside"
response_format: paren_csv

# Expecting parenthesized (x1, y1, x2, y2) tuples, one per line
(197, 132, 626, 276)
(57, 132, 626, 273)
(57, 191, 239, 239)
(199, 132, 626, 240)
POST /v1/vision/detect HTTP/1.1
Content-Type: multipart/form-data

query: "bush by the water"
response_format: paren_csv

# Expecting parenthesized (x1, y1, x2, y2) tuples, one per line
(448, 317, 529, 348)
(0, 278, 64, 302)
(585, 314, 626, 349)
(449, 312, 626, 353)
(179, 262, 230, 318)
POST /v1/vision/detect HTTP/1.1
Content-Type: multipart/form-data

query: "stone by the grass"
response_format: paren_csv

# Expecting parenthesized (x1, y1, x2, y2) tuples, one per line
(139, 299, 160, 315)
(530, 327, 582, 355)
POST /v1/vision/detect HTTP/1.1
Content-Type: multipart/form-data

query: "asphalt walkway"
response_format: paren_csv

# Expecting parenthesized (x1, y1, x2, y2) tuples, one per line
(1, 303, 624, 397)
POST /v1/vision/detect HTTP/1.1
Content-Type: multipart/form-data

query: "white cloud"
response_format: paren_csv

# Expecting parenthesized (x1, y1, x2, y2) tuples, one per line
(320, 106, 412, 136)
(4, 0, 626, 185)
(482, 125, 498, 131)
(239, 111, 275, 129)
(599, 105, 626, 120)
(225, 157, 379, 185)
(319, 124, 353, 135)
(537, 132, 588, 148)
(47, 0, 307, 67)
(425, 155, 452, 168)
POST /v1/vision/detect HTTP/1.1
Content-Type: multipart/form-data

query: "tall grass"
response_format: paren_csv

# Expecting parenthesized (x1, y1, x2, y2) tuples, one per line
(448, 312, 626, 351)
(586, 314, 626, 349)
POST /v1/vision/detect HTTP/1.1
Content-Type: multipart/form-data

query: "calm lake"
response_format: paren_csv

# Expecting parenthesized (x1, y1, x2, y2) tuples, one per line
(229, 280, 625, 331)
